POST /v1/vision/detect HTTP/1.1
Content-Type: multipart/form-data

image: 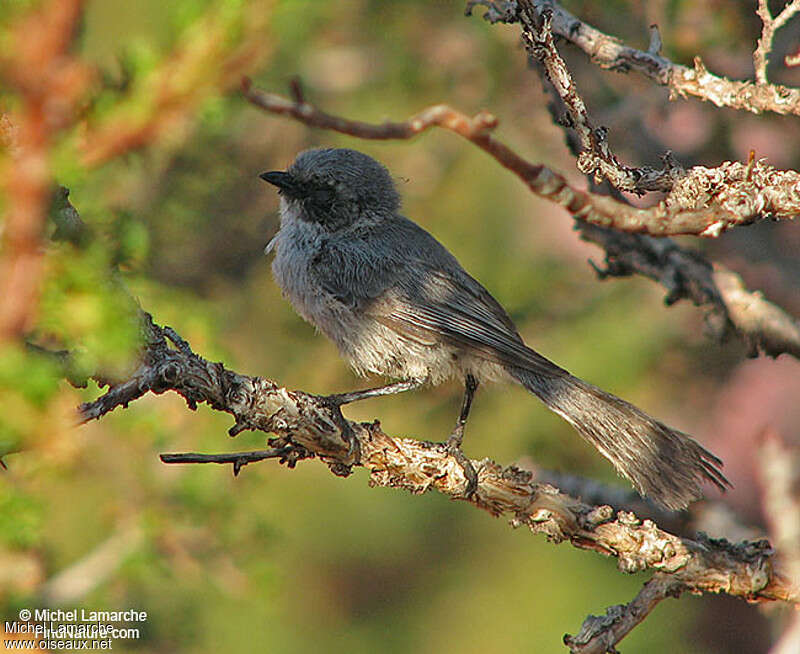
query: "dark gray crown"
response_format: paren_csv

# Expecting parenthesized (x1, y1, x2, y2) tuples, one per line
(289, 148, 400, 215)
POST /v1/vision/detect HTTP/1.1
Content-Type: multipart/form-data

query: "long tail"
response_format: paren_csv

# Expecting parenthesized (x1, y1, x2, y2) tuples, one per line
(508, 367, 730, 510)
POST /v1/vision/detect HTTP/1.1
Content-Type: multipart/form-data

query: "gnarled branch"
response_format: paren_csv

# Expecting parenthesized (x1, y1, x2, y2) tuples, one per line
(467, 0, 800, 116)
(564, 575, 680, 654)
(754, 0, 800, 85)
(520, 4, 681, 194)
(81, 312, 798, 621)
(526, 30, 800, 361)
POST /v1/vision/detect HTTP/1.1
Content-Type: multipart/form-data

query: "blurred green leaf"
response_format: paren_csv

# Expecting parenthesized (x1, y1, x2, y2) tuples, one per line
(0, 492, 43, 550)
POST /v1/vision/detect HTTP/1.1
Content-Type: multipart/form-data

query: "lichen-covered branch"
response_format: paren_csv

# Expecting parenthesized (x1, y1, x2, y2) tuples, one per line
(244, 82, 800, 359)
(467, 0, 800, 116)
(80, 313, 798, 616)
(520, 5, 680, 194)
(530, 45, 800, 361)
(563, 575, 679, 654)
(754, 0, 800, 85)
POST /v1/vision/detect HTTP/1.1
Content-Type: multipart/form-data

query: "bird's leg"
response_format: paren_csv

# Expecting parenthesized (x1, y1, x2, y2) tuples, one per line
(325, 378, 424, 406)
(324, 379, 424, 465)
(446, 374, 479, 498)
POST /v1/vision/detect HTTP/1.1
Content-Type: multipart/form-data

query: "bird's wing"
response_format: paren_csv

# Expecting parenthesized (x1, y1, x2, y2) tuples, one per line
(311, 222, 567, 379)
(373, 267, 567, 378)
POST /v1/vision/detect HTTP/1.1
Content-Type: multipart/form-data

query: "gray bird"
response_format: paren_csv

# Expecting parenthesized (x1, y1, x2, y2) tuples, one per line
(261, 147, 729, 509)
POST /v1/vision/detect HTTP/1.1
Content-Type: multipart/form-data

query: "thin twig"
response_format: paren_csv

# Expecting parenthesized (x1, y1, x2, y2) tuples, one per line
(564, 575, 680, 654)
(160, 447, 296, 476)
(754, 0, 800, 85)
(466, 0, 800, 116)
(520, 4, 680, 194)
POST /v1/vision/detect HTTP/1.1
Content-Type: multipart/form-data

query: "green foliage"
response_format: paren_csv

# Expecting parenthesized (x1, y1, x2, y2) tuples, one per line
(37, 243, 140, 373)
(0, 343, 61, 454)
(0, 491, 43, 550)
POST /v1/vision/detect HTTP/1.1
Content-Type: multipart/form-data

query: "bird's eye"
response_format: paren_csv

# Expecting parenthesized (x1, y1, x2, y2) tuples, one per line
(310, 187, 334, 205)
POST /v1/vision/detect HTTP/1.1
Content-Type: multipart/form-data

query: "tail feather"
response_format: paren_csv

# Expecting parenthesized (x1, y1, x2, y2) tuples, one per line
(509, 367, 730, 510)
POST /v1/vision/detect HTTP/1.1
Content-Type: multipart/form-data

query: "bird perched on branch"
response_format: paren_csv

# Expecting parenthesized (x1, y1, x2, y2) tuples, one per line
(261, 147, 729, 509)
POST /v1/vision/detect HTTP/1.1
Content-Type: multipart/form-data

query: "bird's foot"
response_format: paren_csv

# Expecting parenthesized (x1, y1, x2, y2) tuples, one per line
(444, 432, 478, 499)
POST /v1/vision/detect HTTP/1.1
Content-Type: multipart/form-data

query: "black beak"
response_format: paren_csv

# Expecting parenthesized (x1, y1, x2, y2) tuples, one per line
(260, 170, 296, 194)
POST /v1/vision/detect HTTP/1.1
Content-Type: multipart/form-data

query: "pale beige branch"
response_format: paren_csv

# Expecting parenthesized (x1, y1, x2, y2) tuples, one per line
(754, 0, 800, 85)
(467, 0, 800, 116)
(713, 267, 800, 359)
(40, 522, 144, 605)
(81, 314, 798, 610)
(759, 431, 800, 654)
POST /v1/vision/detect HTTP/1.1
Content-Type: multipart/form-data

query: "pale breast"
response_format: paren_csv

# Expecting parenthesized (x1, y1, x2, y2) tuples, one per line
(271, 222, 320, 326)
(271, 217, 366, 357)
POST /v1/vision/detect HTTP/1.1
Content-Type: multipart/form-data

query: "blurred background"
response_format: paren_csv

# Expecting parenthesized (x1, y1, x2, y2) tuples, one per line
(1, 0, 799, 651)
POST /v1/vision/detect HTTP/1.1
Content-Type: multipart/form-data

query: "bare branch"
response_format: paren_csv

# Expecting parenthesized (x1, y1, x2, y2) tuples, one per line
(80, 313, 797, 608)
(581, 229, 800, 358)
(580, 224, 719, 305)
(754, 0, 800, 85)
(759, 431, 800, 654)
(160, 447, 299, 475)
(40, 522, 143, 605)
(564, 575, 679, 654)
(713, 267, 800, 359)
(520, 5, 680, 194)
(467, 0, 800, 116)
(530, 33, 800, 361)
(759, 433, 800, 583)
